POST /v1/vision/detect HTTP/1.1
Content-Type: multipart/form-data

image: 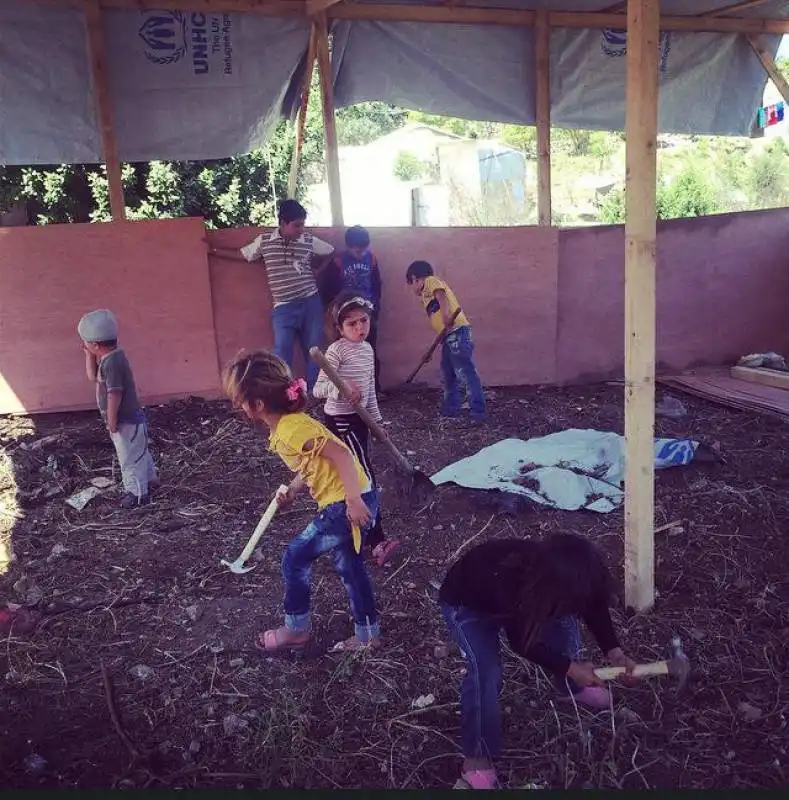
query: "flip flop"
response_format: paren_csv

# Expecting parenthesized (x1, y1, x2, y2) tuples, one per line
(373, 539, 401, 567)
(255, 628, 309, 653)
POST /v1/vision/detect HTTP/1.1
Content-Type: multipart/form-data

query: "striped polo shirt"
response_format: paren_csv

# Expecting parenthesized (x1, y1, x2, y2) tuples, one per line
(312, 338, 382, 422)
(241, 230, 334, 307)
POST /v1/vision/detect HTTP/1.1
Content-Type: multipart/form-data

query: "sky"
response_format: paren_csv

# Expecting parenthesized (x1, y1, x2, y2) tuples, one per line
(779, 35, 789, 59)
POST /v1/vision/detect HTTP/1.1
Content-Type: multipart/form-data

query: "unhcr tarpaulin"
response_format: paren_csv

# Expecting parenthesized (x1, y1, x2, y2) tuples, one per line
(331, 0, 786, 136)
(0, 1, 310, 164)
(0, 0, 786, 165)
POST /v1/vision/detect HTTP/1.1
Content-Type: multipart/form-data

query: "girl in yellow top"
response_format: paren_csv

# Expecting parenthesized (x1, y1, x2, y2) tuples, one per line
(223, 350, 381, 653)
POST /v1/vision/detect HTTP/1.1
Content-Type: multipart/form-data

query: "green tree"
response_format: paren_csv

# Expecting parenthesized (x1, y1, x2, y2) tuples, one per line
(336, 102, 407, 146)
(747, 139, 789, 209)
(393, 151, 425, 181)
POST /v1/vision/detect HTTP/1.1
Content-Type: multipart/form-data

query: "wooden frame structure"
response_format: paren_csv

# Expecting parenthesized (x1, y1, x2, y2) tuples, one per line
(17, 0, 789, 611)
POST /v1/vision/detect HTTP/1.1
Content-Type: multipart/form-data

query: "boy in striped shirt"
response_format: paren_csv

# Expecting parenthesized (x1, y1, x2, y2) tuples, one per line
(209, 199, 334, 390)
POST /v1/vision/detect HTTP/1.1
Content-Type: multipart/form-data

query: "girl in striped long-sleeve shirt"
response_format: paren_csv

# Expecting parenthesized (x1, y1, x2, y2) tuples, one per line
(313, 293, 400, 566)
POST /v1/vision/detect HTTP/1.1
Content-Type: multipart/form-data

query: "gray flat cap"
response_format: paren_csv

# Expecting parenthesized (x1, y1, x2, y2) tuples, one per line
(78, 309, 119, 342)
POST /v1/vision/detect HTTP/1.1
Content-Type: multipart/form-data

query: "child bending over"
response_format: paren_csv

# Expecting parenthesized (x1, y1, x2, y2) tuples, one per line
(313, 292, 400, 566)
(223, 349, 381, 653)
(405, 260, 486, 423)
(78, 309, 158, 509)
(439, 534, 636, 789)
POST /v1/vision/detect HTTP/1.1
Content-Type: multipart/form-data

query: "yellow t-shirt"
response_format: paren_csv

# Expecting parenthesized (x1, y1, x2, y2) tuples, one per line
(269, 413, 370, 509)
(420, 275, 470, 336)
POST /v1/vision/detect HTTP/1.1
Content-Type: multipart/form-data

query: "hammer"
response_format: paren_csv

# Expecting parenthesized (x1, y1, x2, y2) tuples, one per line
(220, 484, 287, 574)
(594, 637, 690, 690)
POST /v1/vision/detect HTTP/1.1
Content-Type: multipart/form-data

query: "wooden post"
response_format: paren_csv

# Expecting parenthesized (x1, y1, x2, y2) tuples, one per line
(624, 0, 659, 612)
(535, 9, 551, 226)
(83, 0, 125, 221)
(745, 34, 789, 105)
(288, 26, 317, 198)
(315, 12, 344, 226)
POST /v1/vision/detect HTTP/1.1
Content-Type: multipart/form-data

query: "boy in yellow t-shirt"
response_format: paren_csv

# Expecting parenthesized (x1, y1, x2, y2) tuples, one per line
(223, 349, 380, 654)
(406, 260, 486, 421)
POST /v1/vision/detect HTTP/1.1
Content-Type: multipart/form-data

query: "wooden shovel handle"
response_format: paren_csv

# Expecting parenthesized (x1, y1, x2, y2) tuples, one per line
(594, 661, 669, 681)
(309, 347, 415, 475)
(405, 307, 463, 384)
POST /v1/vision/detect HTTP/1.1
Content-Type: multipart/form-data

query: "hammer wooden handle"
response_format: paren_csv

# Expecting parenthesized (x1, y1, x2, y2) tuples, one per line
(595, 661, 669, 681)
(237, 485, 288, 563)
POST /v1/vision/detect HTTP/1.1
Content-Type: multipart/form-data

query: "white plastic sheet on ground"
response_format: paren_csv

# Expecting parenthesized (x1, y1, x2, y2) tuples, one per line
(430, 429, 699, 513)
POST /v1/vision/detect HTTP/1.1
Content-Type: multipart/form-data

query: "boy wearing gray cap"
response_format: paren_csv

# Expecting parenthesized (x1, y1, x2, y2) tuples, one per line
(77, 309, 158, 509)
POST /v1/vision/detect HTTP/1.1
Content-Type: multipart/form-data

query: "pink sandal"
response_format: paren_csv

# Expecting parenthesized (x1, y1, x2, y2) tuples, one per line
(373, 539, 401, 567)
(255, 628, 309, 653)
(455, 769, 498, 789)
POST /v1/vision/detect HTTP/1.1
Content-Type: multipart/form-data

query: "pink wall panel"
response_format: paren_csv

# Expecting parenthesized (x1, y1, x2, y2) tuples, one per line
(555, 208, 789, 384)
(208, 226, 559, 389)
(3, 208, 789, 416)
(0, 218, 219, 414)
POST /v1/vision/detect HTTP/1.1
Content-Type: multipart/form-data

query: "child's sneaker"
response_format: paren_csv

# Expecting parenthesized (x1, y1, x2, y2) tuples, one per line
(560, 685, 611, 709)
(120, 492, 149, 509)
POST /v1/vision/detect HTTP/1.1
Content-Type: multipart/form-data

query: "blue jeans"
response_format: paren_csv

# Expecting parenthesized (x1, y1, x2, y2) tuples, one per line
(441, 327, 486, 418)
(440, 602, 581, 759)
(282, 490, 380, 641)
(271, 293, 324, 390)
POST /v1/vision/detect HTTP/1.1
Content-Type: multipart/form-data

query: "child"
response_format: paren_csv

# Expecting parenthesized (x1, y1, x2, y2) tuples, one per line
(321, 226, 383, 392)
(222, 349, 381, 653)
(313, 292, 400, 567)
(405, 261, 486, 422)
(209, 199, 334, 391)
(439, 534, 637, 790)
(78, 309, 158, 509)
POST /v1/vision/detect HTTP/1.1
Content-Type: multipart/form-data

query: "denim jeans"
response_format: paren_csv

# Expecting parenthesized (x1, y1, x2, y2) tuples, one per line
(282, 490, 380, 641)
(440, 326, 486, 418)
(440, 602, 581, 759)
(271, 292, 325, 390)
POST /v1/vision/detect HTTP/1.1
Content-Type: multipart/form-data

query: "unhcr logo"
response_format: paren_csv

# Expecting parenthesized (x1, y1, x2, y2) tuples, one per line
(601, 28, 672, 73)
(138, 10, 211, 74)
(139, 11, 188, 65)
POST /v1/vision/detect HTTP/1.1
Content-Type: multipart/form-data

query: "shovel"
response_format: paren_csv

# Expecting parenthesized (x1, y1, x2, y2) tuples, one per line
(396, 307, 462, 391)
(309, 347, 436, 506)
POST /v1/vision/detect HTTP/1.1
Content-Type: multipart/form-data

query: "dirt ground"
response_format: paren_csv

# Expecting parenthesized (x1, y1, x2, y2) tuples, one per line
(0, 384, 787, 789)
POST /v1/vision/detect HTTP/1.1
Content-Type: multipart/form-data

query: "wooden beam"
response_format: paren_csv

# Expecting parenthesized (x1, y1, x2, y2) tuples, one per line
(306, 0, 343, 14)
(315, 12, 344, 226)
(746, 33, 789, 105)
(624, 0, 659, 613)
(17, 1, 789, 33)
(731, 365, 789, 389)
(83, 0, 124, 221)
(288, 26, 318, 197)
(535, 9, 551, 227)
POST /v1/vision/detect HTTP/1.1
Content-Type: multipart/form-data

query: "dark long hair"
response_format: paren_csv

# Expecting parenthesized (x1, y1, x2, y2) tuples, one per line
(513, 534, 614, 651)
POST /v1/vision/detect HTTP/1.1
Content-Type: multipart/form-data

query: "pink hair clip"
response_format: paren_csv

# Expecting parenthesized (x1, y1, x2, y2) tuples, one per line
(286, 378, 307, 401)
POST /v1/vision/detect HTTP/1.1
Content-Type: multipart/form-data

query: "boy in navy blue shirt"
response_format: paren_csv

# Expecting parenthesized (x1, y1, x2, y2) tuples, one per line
(322, 226, 383, 391)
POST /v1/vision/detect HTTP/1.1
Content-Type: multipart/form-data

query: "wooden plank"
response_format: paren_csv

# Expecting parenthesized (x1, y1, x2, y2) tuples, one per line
(306, 0, 344, 14)
(535, 9, 551, 227)
(746, 33, 789, 105)
(83, 0, 125, 221)
(315, 12, 344, 226)
(623, 0, 659, 614)
(731, 365, 789, 390)
(18, 1, 789, 33)
(288, 25, 318, 198)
